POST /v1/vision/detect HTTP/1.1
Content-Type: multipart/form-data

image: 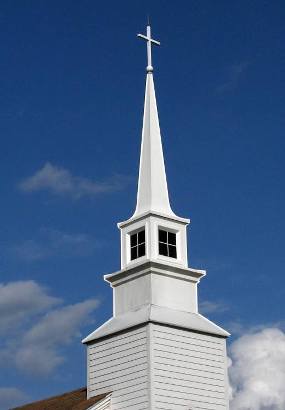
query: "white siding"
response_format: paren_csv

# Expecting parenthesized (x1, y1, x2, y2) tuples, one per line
(88, 326, 149, 410)
(151, 324, 229, 410)
(87, 323, 229, 410)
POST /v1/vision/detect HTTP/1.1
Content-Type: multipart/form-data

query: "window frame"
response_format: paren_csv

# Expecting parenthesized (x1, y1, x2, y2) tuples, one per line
(129, 228, 146, 261)
(158, 228, 177, 259)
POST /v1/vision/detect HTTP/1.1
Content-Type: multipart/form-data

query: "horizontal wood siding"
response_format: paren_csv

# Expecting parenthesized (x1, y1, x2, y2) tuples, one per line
(151, 324, 228, 410)
(88, 326, 149, 410)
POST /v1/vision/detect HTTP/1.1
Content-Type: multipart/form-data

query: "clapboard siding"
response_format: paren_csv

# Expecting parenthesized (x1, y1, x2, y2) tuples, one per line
(151, 324, 229, 410)
(88, 326, 149, 410)
(87, 323, 228, 409)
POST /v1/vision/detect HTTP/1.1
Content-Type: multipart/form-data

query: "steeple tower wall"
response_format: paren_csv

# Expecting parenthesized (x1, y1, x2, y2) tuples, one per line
(87, 325, 150, 409)
(87, 323, 229, 410)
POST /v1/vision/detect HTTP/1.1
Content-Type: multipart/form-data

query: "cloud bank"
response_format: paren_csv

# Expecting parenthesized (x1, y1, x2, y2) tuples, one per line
(229, 327, 285, 410)
(19, 162, 131, 199)
(0, 280, 99, 378)
(13, 299, 99, 376)
(0, 280, 61, 333)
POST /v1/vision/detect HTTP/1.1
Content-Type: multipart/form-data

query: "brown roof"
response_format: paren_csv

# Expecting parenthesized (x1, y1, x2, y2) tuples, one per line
(11, 387, 108, 410)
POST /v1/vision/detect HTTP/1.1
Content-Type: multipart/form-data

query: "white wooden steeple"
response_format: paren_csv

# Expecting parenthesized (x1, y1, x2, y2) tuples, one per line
(118, 25, 190, 271)
(83, 25, 230, 410)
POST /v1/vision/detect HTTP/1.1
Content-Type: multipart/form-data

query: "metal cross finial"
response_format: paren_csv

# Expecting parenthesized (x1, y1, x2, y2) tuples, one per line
(137, 25, 160, 73)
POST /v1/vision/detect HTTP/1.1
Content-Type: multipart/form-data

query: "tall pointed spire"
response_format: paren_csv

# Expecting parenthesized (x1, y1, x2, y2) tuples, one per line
(133, 25, 176, 219)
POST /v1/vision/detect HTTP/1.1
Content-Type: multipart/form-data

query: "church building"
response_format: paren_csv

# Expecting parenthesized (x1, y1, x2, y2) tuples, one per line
(14, 25, 229, 410)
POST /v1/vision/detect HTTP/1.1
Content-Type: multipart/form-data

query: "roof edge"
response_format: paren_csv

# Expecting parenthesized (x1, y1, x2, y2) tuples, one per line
(82, 304, 230, 344)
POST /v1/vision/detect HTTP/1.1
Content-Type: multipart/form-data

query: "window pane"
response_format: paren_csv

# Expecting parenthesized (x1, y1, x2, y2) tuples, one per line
(168, 232, 176, 245)
(138, 243, 145, 258)
(130, 233, 137, 247)
(159, 229, 167, 243)
(138, 230, 145, 244)
(168, 245, 177, 258)
(131, 246, 137, 260)
(159, 242, 168, 256)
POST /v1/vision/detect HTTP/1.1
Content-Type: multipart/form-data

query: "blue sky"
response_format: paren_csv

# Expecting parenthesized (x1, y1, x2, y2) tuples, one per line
(0, 1, 284, 408)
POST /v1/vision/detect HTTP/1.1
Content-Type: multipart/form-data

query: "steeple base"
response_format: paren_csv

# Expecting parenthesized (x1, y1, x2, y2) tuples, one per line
(85, 321, 229, 409)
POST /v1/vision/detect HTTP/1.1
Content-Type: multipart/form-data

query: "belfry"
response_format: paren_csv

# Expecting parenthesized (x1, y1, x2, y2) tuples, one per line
(83, 25, 230, 410)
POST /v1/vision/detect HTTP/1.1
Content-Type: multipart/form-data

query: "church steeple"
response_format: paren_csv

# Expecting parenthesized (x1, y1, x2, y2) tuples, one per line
(118, 25, 189, 270)
(83, 25, 229, 410)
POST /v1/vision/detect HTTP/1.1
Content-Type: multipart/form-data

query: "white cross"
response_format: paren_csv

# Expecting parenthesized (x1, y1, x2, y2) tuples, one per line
(137, 25, 160, 72)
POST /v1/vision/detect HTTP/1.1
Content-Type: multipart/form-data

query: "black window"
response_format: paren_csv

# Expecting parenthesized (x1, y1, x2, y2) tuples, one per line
(130, 229, 145, 260)
(158, 229, 177, 258)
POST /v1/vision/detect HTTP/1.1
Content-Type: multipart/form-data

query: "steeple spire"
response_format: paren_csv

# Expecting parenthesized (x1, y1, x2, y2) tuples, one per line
(134, 25, 176, 219)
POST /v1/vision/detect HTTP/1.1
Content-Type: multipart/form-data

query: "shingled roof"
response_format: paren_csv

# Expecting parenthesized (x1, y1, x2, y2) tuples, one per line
(11, 387, 108, 410)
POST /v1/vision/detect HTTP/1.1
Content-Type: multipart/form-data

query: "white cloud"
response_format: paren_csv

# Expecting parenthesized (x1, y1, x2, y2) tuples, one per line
(14, 228, 100, 261)
(14, 344, 65, 377)
(23, 299, 98, 347)
(12, 299, 99, 376)
(19, 162, 130, 199)
(0, 387, 28, 409)
(0, 280, 100, 377)
(0, 280, 61, 334)
(229, 327, 285, 410)
(199, 299, 229, 314)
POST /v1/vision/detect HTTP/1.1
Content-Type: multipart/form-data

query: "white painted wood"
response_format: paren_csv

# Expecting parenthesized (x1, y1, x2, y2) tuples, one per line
(117, 51, 190, 271)
(86, 322, 229, 409)
(112, 270, 198, 316)
(150, 323, 229, 410)
(88, 393, 112, 410)
(83, 303, 229, 344)
(113, 273, 151, 316)
(132, 72, 174, 219)
(87, 326, 149, 410)
(83, 24, 230, 410)
(151, 272, 197, 313)
(119, 213, 190, 270)
(147, 321, 155, 409)
(103, 261, 205, 319)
